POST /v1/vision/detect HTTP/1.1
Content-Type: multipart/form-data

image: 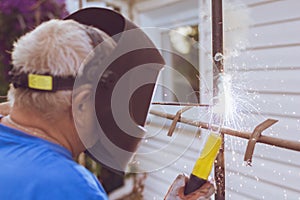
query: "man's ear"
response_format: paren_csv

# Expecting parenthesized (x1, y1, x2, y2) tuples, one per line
(0, 102, 11, 116)
(72, 85, 93, 127)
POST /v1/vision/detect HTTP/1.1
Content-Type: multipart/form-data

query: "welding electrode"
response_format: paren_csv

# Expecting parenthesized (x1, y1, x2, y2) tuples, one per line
(184, 132, 222, 195)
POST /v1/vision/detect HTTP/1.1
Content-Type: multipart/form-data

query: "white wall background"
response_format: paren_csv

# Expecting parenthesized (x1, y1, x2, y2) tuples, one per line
(133, 0, 300, 199)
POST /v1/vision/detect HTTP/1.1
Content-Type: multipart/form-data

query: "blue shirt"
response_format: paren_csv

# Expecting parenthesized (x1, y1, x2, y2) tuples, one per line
(0, 121, 108, 200)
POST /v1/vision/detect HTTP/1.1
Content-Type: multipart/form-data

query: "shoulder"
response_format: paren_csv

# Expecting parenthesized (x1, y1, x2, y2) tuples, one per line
(39, 158, 108, 200)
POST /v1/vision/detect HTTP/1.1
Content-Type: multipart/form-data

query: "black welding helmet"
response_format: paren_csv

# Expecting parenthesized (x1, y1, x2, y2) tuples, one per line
(66, 8, 165, 173)
(9, 7, 164, 173)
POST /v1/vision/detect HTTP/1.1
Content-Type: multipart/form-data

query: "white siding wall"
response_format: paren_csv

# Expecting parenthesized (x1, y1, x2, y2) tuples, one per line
(223, 1, 300, 198)
(134, 0, 300, 199)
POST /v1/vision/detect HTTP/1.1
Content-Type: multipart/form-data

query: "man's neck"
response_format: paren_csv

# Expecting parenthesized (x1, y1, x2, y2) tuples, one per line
(5, 105, 84, 157)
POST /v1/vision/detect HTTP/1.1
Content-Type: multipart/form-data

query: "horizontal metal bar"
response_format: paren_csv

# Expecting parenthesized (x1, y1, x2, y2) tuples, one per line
(149, 109, 300, 152)
(151, 102, 210, 107)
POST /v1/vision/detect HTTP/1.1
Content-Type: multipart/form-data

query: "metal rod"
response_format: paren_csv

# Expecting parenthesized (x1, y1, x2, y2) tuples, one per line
(167, 106, 192, 137)
(151, 102, 210, 107)
(212, 0, 224, 74)
(79, 0, 83, 9)
(149, 109, 300, 153)
(244, 119, 278, 166)
(212, 0, 225, 198)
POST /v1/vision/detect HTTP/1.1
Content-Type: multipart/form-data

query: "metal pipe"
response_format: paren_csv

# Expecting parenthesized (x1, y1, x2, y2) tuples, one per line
(79, 0, 83, 9)
(244, 119, 278, 166)
(212, 0, 224, 74)
(149, 109, 300, 153)
(151, 102, 210, 107)
(212, 0, 225, 198)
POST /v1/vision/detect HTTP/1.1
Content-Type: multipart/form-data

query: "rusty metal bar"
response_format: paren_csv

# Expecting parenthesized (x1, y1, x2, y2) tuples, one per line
(212, 0, 225, 198)
(167, 106, 192, 137)
(149, 109, 300, 155)
(212, 0, 224, 74)
(79, 0, 83, 9)
(244, 119, 278, 166)
(151, 102, 210, 107)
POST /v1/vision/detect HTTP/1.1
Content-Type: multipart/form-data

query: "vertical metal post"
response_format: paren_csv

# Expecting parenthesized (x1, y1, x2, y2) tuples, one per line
(212, 0, 225, 199)
(79, 0, 83, 9)
(128, 0, 136, 21)
(212, 0, 224, 74)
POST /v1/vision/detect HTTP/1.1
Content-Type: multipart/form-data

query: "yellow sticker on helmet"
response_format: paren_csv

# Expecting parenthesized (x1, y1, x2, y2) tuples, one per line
(28, 74, 53, 91)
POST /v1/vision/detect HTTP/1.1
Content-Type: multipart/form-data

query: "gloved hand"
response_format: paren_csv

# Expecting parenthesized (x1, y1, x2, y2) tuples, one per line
(164, 174, 215, 200)
(0, 102, 10, 116)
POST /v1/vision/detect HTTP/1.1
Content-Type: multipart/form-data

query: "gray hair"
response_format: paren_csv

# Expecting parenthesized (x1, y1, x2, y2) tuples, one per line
(8, 19, 114, 119)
